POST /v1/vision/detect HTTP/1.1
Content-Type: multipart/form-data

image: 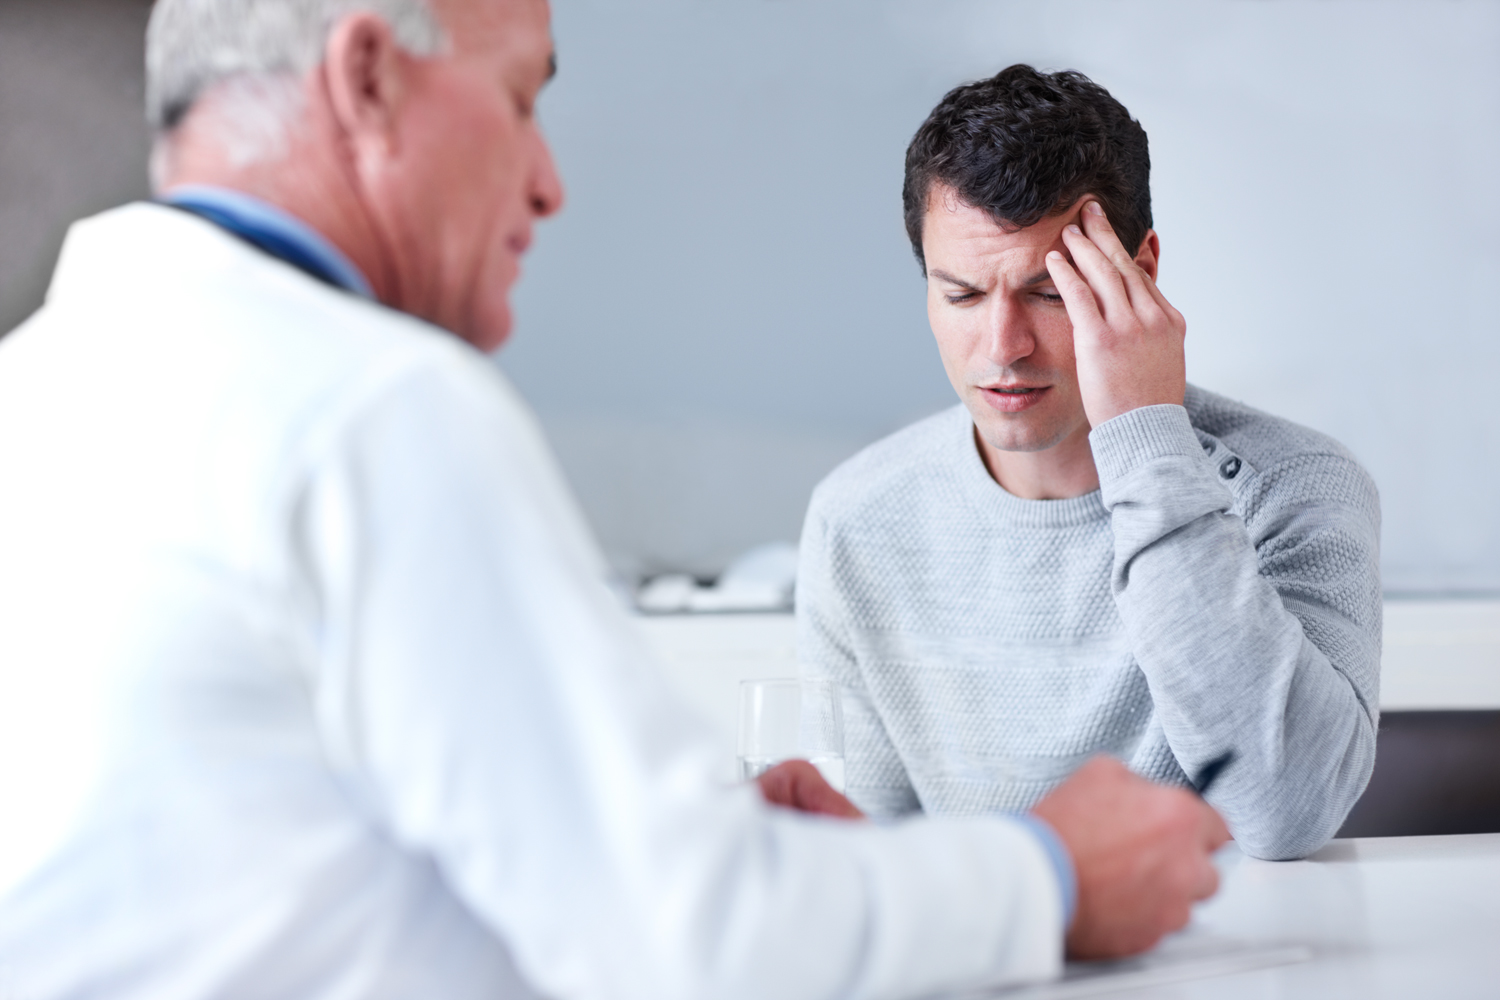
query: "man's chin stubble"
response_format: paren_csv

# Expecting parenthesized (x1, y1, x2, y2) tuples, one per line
(972, 412, 1078, 456)
(958, 390, 1061, 453)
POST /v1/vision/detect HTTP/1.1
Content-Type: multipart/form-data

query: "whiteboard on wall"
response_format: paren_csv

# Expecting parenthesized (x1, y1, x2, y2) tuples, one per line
(502, 0, 1500, 592)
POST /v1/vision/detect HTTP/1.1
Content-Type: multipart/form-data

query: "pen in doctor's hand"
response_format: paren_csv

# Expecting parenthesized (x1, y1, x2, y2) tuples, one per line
(1193, 752, 1235, 797)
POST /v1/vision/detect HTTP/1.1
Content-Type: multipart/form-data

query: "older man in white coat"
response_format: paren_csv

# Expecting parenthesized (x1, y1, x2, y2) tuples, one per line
(0, 1, 1229, 997)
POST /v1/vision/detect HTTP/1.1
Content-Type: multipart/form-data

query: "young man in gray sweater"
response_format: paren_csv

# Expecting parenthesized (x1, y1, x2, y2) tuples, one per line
(797, 65, 1381, 861)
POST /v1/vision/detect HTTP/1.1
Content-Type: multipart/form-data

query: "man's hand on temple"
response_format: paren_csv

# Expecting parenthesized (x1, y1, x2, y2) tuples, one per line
(1045, 200, 1187, 427)
(756, 760, 865, 819)
(1031, 755, 1229, 960)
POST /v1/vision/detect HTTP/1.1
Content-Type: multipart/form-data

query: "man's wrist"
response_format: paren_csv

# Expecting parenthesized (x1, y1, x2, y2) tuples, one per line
(1084, 388, 1185, 430)
(1087, 402, 1199, 488)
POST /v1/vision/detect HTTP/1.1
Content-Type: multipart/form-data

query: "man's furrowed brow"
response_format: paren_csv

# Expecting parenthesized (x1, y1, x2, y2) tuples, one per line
(1020, 269, 1054, 287)
(928, 268, 981, 291)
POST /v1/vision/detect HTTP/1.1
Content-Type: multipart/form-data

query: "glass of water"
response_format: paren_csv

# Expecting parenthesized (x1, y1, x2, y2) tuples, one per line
(736, 678, 846, 792)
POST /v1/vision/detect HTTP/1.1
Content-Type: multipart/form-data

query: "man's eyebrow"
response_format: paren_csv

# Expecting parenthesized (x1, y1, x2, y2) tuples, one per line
(1019, 269, 1055, 287)
(927, 269, 981, 291)
(546, 50, 557, 81)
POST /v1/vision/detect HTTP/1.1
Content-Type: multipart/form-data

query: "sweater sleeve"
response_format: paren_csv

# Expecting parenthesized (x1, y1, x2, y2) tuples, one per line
(295, 358, 1065, 1000)
(797, 495, 923, 820)
(1090, 404, 1381, 860)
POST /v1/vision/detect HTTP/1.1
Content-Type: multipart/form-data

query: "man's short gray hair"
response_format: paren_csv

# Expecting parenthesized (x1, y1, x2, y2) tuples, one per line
(146, 0, 446, 133)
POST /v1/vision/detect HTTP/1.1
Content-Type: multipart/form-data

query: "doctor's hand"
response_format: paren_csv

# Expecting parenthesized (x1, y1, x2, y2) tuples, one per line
(1045, 200, 1186, 428)
(1031, 755, 1228, 961)
(756, 760, 865, 819)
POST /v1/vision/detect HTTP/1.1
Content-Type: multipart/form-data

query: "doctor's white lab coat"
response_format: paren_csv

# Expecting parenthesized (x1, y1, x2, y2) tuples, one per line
(0, 204, 1064, 1000)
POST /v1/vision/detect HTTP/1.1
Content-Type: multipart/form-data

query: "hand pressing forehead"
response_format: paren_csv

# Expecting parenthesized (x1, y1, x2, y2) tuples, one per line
(921, 184, 1175, 499)
(904, 64, 1166, 501)
(1046, 199, 1184, 429)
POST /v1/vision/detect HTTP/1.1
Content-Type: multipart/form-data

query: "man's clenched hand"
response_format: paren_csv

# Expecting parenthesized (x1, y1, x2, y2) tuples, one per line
(1045, 201, 1187, 428)
(1031, 756, 1229, 960)
(756, 760, 865, 819)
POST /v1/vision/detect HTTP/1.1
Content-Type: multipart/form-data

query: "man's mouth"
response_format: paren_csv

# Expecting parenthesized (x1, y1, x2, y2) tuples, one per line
(508, 226, 534, 256)
(979, 384, 1049, 413)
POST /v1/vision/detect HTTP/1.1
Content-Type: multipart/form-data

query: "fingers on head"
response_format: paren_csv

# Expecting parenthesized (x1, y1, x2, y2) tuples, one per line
(1082, 199, 1112, 230)
(1081, 200, 1130, 253)
(1111, 248, 1141, 274)
(1045, 249, 1084, 288)
(1139, 276, 1177, 320)
(1060, 226, 1131, 306)
(1045, 252, 1102, 315)
(1060, 223, 1111, 268)
(1078, 204, 1159, 304)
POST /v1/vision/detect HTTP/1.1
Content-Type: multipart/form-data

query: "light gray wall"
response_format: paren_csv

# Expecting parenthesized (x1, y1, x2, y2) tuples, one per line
(2, 1, 1495, 593)
(505, 0, 1500, 591)
(0, 0, 153, 337)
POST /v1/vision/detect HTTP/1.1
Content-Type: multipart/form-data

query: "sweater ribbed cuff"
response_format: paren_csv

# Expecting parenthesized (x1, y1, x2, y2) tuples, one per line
(1088, 404, 1201, 486)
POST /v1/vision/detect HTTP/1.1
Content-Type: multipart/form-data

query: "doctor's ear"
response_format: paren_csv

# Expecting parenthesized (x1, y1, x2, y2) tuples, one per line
(322, 13, 410, 156)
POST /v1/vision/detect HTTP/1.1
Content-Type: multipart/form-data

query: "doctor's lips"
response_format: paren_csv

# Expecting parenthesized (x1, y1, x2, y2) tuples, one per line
(979, 381, 1050, 413)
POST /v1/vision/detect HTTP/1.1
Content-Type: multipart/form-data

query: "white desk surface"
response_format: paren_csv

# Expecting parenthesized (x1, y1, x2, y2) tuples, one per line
(978, 833, 1500, 1000)
(636, 600, 1500, 779)
(637, 614, 1500, 996)
(1381, 599, 1500, 709)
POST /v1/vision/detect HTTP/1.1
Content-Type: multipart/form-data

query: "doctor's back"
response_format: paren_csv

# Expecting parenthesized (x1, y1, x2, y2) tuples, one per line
(0, 203, 558, 996)
(0, 1, 1240, 995)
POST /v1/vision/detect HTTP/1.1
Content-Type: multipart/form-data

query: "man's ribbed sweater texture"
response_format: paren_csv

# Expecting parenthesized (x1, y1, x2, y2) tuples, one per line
(798, 386, 1382, 859)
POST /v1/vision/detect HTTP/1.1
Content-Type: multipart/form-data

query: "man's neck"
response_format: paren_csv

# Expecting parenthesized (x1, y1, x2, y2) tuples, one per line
(155, 89, 397, 307)
(976, 422, 1100, 500)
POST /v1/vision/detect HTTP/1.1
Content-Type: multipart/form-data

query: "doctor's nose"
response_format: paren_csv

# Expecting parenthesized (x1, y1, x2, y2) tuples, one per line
(530, 133, 565, 219)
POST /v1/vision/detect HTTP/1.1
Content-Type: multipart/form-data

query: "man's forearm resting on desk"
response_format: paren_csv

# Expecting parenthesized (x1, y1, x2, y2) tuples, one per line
(1056, 205, 1380, 858)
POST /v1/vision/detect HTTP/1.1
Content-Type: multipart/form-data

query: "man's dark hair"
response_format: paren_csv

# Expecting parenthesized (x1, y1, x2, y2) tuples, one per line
(902, 64, 1152, 272)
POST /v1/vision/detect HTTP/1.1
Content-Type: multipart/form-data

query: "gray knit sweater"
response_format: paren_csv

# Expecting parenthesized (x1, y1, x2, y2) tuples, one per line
(797, 385, 1381, 860)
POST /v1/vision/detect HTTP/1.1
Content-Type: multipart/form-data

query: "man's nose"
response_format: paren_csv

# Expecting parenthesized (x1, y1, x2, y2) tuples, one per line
(983, 296, 1035, 367)
(530, 132, 565, 218)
